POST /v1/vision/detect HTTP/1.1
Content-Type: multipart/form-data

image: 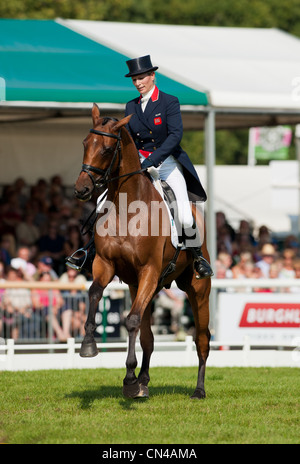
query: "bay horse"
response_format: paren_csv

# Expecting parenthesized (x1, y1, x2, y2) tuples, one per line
(74, 103, 211, 399)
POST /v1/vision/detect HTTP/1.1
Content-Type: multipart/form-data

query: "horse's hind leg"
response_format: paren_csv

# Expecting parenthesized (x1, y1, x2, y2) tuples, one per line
(177, 267, 211, 399)
(190, 276, 211, 399)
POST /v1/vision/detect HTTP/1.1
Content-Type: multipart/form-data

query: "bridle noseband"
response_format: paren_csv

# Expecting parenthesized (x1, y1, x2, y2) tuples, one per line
(81, 127, 122, 188)
(80, 124, 147, 190)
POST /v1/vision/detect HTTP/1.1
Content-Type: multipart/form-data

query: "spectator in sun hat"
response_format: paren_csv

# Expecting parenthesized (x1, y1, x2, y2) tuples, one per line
(11, 246, 36, 281)
(279, 248, 296, 280)
(255, 243, 277, 278)
(34, 256, 58, 281)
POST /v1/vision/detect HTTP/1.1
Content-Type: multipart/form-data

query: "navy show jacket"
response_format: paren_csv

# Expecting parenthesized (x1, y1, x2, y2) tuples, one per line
(125, 86, 207, 203)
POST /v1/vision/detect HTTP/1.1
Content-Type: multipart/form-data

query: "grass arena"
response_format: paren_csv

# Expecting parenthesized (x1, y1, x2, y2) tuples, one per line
(1, 366, 299, 444)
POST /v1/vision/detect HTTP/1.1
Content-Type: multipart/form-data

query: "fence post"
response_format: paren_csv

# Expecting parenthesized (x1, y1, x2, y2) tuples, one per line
(48, 290, 54, 351)
(243, 336, 251, 366)
(185, 335, 194, 366)
(7, 339, 14, 371)
(67, 337, 75, 368)
(102, 296, 108, 350)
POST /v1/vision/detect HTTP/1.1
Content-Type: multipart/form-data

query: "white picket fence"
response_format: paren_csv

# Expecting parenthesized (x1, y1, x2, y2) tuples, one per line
(1, 336, 299, 371)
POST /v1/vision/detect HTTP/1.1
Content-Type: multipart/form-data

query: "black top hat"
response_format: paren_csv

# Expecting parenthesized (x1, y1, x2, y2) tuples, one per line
(125, 55, 158, 77)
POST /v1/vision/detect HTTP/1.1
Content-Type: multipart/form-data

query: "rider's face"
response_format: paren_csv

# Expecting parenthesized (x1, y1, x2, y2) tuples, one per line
(131, 72, 155, 95)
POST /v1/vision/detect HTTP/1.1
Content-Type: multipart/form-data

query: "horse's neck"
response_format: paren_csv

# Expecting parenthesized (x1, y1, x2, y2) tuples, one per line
(108, 128, 152, 203)
(120, 127, 141, 174)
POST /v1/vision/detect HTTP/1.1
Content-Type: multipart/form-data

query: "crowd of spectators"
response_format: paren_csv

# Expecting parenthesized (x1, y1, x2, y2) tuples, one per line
(1, 176, 300, 340)
(0, 175, 94, 340)
(215, 211, 300, 292)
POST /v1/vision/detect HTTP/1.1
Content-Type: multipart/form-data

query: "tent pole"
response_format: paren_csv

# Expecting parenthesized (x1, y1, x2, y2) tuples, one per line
(296, 125, 300, 237)
(204, 108, 217, 337)
(205, 108, 216, 264)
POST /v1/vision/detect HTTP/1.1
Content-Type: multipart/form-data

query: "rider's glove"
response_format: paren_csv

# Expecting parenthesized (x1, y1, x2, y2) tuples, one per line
(141, 157, 154, 170)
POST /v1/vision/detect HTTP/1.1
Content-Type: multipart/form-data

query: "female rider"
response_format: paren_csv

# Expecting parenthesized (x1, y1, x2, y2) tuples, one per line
(124, 55, 213, 279)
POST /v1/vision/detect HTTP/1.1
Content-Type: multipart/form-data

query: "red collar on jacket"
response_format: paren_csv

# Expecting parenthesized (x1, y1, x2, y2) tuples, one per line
(138, 85, 159, 104)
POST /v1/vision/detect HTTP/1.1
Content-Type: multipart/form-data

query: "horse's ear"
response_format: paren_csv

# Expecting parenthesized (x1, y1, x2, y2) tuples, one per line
(92, 103, 101, 127)
(113, 114, 133, 131)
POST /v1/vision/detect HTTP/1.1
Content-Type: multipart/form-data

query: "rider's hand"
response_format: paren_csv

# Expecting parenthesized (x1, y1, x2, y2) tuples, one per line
(141, 157, 154, 170)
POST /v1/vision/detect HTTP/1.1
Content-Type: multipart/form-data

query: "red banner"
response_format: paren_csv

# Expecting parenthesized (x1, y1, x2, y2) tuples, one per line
(239, 303, 300, 328)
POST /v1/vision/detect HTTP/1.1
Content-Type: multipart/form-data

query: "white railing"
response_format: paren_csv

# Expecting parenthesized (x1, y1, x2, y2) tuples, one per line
(211, 278, 300, 289)
(1, 276, 300, 291)
(1, 336, 299, 371)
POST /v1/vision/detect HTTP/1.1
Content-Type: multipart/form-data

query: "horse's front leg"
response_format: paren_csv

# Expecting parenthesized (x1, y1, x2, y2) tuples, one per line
(80, 256, 114, 357)
(80, 280, 103, 357)
(123, 270, 158, 398)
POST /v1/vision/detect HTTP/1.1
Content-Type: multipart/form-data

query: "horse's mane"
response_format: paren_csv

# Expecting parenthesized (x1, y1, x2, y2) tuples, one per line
(120, 124, 141, 166)
(101, 117, 117, 126)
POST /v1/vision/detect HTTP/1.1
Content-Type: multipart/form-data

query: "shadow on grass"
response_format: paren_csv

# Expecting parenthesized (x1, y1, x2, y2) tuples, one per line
(66, 384, 194, 410)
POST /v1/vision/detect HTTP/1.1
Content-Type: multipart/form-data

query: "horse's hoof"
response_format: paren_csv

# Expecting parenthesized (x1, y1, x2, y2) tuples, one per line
(123, 381, 149, 399)
(123, 381, 140, 398)
(190, 388, 206, 400)
(136, 384, 149, 398)
(79, 340, 98, 358)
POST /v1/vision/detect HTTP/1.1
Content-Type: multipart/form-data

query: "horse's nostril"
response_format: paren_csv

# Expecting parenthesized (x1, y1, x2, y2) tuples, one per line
(74, 186, 91, 201)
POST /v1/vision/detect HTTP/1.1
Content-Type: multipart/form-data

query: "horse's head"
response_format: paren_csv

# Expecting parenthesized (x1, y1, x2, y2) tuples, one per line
(74, 103, 132, 201)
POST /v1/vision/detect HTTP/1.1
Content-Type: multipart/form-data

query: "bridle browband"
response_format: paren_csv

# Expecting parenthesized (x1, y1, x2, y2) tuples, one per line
(80, 124, 146, 189)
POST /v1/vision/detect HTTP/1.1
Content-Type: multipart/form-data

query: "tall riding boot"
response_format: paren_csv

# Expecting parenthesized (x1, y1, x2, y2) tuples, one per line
(189, 246, 214, 279)
(183, 220, 214, 280)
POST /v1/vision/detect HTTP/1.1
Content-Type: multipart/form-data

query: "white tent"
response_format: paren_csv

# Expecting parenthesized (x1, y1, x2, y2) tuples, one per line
(60, 20, 300, 111)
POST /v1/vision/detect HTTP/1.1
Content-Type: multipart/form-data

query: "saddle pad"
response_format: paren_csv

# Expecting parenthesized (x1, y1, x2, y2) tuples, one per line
(96, 181, 183, 249)
(153, 179, 184, 249)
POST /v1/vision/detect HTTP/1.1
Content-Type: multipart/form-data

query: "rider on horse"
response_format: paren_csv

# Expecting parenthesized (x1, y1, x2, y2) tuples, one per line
(66, 55, 213, 280)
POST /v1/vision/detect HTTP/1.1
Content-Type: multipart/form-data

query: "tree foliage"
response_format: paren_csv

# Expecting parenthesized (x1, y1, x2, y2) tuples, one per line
(1, 0, 300, 36)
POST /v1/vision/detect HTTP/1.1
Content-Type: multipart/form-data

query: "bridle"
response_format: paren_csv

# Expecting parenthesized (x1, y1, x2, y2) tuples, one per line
(81, 124, 146, 190)
(81, 127, 122, 189)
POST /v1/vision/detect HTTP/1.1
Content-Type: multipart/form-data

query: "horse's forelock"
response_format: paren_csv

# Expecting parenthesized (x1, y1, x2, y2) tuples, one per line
(101, 117, 110, 126)
(100, 117, 119, 127)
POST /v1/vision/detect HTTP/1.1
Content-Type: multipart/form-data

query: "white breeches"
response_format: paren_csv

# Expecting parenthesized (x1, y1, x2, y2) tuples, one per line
(141, 154, 194, 229)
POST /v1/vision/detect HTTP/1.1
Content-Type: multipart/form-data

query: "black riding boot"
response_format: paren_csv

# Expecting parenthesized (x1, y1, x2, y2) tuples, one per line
(182, 220, 214, 280)
(189, 246, 214, 279)
(66, 238, 95, 272)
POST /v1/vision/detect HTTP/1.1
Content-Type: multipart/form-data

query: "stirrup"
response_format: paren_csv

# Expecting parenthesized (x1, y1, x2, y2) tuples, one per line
(66, 248, 88, 271)
(194, 256, 214, 280)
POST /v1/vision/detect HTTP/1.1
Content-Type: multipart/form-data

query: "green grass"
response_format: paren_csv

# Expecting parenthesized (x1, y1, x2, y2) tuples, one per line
(0, 367, 299, 444)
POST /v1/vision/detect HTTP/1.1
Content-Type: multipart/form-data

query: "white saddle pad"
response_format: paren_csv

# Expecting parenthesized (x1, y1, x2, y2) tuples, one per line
(96, 174, 181, 249)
